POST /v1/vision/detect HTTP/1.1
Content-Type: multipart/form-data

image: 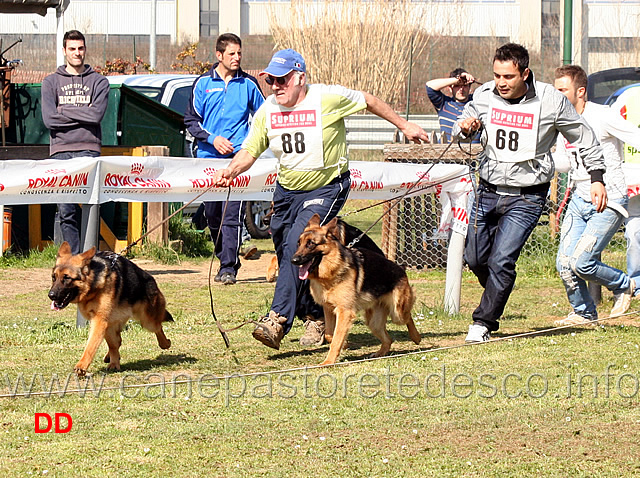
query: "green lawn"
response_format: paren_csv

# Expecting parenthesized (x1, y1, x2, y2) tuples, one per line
(1, 201, 639, 476)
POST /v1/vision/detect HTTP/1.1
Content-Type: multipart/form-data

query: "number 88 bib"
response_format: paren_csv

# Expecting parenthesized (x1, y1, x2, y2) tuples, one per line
(266, 88, 324, 171)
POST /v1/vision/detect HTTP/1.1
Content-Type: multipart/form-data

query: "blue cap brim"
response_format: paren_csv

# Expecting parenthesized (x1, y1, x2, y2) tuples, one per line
(260, 65, 293, 77)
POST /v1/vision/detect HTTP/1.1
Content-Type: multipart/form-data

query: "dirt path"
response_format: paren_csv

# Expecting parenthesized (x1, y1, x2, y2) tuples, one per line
(0, 252, 276, 300)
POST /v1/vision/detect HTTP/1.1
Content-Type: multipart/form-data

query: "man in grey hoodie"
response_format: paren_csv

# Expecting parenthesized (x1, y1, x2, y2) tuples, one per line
(41, 30, 109, 254)
(453, 43, 606, 343)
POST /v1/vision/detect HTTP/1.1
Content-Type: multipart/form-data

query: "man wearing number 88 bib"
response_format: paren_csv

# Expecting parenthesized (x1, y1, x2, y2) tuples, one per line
(453, 43, 607, 343)
(212, 49, 430, 350)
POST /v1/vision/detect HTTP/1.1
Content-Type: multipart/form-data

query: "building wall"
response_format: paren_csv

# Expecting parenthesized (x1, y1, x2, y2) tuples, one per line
(1, 0, 639, 69)
(0, 0, 178, 40)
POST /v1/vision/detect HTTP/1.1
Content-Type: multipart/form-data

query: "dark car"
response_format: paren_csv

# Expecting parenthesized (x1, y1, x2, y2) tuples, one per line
(587, 67, 640, 105)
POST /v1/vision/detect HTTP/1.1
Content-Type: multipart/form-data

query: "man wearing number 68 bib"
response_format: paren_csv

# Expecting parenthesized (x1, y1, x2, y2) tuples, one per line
(212, 49, 430, 350)
(453, 43, 607, 343)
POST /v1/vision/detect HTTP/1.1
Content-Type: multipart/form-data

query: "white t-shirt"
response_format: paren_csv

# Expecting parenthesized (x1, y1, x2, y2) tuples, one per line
(556, 101, 640, 200)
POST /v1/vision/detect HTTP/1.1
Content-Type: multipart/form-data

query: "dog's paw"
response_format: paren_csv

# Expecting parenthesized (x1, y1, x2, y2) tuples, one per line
(159, 338, 171, 350)
(369, 349, 390, 359)
(319, 359, 336, 366)
(106, 362, 121, 372)
(74, 364, 88, 377)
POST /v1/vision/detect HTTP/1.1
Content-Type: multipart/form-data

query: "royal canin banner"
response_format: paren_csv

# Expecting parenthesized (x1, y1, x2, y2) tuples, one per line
(626, 163, 640, 199)
(0, 156, 472, 235)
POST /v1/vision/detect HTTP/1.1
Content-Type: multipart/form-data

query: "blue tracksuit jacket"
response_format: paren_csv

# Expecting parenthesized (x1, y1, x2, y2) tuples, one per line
(184, 64, 264, 158)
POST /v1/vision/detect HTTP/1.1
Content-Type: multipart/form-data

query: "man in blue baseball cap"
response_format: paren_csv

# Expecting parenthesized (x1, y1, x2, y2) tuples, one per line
(261, 48, 306, 77)
(213, 48, 430, 351)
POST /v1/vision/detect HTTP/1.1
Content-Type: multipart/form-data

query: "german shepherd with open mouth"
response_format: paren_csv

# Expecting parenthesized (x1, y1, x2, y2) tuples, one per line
(291, 214, 421, 365)
(48, 242, 173, 376)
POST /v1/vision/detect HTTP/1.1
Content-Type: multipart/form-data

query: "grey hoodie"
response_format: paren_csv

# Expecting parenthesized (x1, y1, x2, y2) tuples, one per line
(41, 65, 110, 155)
(453, 71, 605, 187)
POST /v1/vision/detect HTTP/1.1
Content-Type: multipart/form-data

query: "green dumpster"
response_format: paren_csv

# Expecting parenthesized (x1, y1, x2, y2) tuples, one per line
(9, 82, 186, 156)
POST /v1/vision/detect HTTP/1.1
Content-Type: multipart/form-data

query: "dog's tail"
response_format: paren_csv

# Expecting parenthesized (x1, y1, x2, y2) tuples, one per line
(164, 311, 174, 322)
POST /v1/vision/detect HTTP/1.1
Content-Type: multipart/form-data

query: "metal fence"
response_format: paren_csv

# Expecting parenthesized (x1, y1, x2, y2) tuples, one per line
(353, 139, 627, 272)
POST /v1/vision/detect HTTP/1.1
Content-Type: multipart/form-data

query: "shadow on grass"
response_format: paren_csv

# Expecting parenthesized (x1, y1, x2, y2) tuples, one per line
(114, 353, 198, 373)
(148, 269, 201, 276)
(268, 329, 452, 361)
(522, 325, 595, 338)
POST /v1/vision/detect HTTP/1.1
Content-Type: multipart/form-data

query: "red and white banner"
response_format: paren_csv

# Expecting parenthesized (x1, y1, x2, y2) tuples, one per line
(0, 156, 473, 235)
(627, 163, 640, 199)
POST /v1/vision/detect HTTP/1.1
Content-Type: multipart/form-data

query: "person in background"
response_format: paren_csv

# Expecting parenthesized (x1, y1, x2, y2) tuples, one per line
(426, 67, 478, 142)
(553, 64, 640, 325)
(184, 33, 264, 285)
(41, 30, 110, 254)
(611, 90, 640, 303)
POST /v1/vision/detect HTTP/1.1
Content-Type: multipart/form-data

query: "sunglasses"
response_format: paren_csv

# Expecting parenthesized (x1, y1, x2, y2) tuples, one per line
(265, 75, 288, 86)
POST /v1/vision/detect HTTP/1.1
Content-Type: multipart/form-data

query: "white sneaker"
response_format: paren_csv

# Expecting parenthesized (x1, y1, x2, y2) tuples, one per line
(611, 279, 635, 317)
(553, 312, 597, 327)
(465, 323, 490, 343)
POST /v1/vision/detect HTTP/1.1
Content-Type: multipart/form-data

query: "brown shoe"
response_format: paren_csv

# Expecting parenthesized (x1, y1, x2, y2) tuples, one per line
(299, 317, 325, 346)
(252, 311, 286, 349)
(240, 243, 258, 259)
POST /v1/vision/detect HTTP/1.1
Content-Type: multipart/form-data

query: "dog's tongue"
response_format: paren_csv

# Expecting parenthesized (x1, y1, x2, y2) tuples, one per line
(298, 262, 310, 280)
(50, 301, 60, 311)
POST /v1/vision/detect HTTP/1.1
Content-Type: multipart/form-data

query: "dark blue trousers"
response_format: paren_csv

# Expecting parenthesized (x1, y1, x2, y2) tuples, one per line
(270, 172, 351, 334)
(464, 184, 546, 332)
(204, 201, 245, 275)
(52, 150, 100, 255)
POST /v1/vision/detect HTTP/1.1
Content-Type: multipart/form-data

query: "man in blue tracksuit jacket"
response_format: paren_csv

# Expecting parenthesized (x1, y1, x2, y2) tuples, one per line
(185, 33, 264, 285)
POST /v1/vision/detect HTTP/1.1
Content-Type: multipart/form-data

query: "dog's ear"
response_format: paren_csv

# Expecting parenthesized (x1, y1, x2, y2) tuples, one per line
(79, 246, 96, 263)
(308, 214, 322, 227)
(57, 241, 72, 258)
(325, 217, 340, 238)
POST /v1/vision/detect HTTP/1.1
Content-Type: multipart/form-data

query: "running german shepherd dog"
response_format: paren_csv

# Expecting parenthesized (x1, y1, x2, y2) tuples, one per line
(266, 216, 385, 283)
(48, 242, 173, 376)
(291, 214, 421, 365)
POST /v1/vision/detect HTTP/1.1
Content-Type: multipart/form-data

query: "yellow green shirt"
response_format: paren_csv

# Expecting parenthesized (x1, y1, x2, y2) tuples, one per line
(242, 84, 367, 191)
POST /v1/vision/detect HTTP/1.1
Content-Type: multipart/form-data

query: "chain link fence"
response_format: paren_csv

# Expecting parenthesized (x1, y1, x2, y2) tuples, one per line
(365, 140, 627, 272)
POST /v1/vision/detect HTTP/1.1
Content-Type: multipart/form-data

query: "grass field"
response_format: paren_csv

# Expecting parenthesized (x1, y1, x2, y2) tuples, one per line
(1, 200, 640, 476)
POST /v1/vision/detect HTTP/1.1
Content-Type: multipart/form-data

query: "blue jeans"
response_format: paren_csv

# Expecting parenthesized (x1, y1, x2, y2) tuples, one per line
(52, 150, 100, 255)
(270, 172, 351, 334)
(464, 184, 546, 331)
(556, 195, 630, 319)
(625, 195, 640, 296)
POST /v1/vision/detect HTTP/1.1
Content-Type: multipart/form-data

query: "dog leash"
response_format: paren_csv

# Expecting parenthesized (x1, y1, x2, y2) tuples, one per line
(117, 181, 227, 256)
(202, 187, 269, 347)
(346, 140, 456, 248)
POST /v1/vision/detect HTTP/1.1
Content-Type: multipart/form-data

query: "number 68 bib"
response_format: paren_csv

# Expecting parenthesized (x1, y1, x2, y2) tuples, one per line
(485, 95, 541, 163)
(265, 87, 325, 171)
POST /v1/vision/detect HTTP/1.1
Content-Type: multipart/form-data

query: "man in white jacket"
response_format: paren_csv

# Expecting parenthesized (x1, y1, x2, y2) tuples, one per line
(553, 64, 640, 325)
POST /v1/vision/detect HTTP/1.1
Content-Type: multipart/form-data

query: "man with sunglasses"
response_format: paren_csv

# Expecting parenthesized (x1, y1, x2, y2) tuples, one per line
(185, 33, 265, 286)
(212, 48, 430, 351)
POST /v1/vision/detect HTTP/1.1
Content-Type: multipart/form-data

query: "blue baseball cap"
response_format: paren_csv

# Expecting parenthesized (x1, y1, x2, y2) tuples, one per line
(260, 49, 306, 77)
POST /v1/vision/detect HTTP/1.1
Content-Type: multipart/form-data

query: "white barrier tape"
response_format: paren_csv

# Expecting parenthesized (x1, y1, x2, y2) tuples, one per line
(0, 156, 473, 236)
